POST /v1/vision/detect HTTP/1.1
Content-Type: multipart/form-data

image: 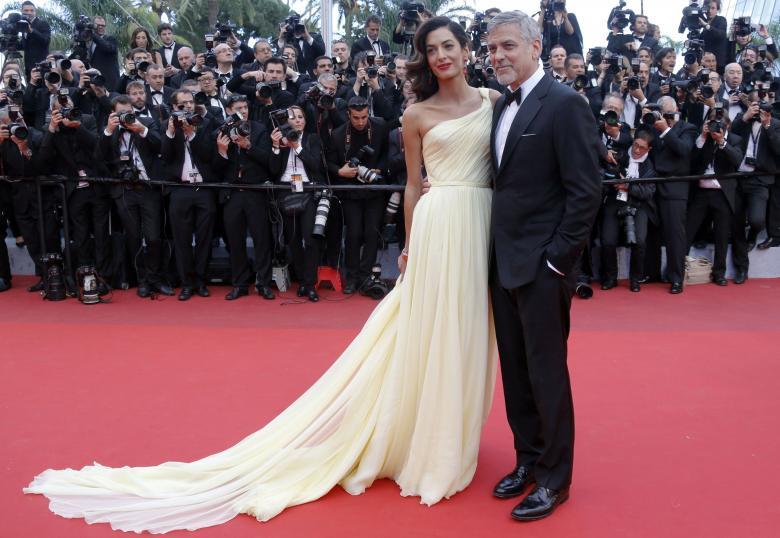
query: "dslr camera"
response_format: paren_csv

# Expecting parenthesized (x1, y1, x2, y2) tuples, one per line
(220, 113, 251, 138)
(172, 110, 203, 128)
(305, 83, 335, 109)
(271, 108, 300, 142)
(349, 145, 383, 183)
(117, 151, 140, 181)
(283, 14, 306, 39)
(214, 21, 236, 43)
(627, 58, 642, 91)
(733, 16, 756, 38)
(256, 80, 283, 99)
(707, 102, 725, 134)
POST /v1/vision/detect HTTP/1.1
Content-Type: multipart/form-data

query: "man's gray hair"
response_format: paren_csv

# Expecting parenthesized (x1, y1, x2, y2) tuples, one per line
(318, 73, 337, 83)
(657, 95, 678, 112)
(487, 10, 541, 44)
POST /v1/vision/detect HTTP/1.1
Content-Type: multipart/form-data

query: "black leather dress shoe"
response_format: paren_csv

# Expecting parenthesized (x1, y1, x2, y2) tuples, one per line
(734, 270, 747, 285)
(511, 486, 569, 521)
(27, 279, 44, 292)
(343, 282, 357, 295)
(152, 282, 175, 296)
(670, 282, 683, 294)
(758, 236, 780, 250)
(225, 287, 248, 300)
(629, 280, 641, 292)
(600, 279, 617, 290)
(137, 284, 151, 298)
(297, 285, 307, 297)
(257, 285, 276, 300)
(307, 289, 320, 302)
(493, 466, 535, 499)
(0, 278, 10, 292)
(97, 282, 111, 296)
(179, 287, 193, 301)
(196, 285, 210, 298)
(712, 276, 728, 286)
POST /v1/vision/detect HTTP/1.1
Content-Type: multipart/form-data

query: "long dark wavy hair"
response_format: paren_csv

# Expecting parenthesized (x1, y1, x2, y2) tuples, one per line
(407, 16, 470, 102)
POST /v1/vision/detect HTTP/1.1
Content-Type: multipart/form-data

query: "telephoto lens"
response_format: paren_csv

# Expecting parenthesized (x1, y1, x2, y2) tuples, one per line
(312, 192, 331, 238)
(384, 191, 402, 224)
(8, 123, 29, 140)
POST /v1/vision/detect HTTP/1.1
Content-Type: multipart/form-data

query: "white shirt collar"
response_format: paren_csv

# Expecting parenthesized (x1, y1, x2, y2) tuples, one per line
(513, 63, 545, 105)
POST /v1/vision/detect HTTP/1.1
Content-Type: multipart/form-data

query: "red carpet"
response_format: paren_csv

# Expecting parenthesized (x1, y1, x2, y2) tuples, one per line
(2, 277, 779, 537)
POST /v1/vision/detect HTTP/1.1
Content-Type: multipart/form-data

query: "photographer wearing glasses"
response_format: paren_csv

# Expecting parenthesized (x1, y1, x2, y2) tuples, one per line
(267, 105, 327, 302)
(299, 72, 347, 146)
(348, 51, 392, 121)
(161, 89, 219, 300)
(227, 39, 273, 96)
(96, 95, 172, 297)
(326, 97, 388, 295)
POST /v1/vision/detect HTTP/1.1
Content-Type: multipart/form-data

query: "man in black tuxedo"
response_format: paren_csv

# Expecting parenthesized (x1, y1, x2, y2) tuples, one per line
(650, 96, 697, 293)
(276, 13, 325, 76)
(86, 17, 120, 92)
(72, 68, 116, 131)
(326, 97, 388, 294)
(621, 61, 661, 129)
(161, 89, 218, 300)
(145, 64, 173, 109)
(96, 95, 173, 297)
(607, 13, 658, 60)
(20, 2, 51, 78)
(168, 47, 196, 89)
(350, 15, 391, 61)
(214, 96, 275, 301)
(487, 11, 601, 521)
(156, 23, 183, 80)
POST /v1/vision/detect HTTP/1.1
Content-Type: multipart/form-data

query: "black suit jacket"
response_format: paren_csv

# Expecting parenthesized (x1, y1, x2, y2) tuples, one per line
(160, 120, 219, 183)
(268, 134, 326, 185)
(38, 115, 104, 198)
(88, 35, 121, 92)
(702, 16, 729, 71)
(280, 34, 326, 75)
(96, 116, 163, 196)
(731, 114, 780, 185)
(146, 85, 173, 108)
(157, 42, 184, 70)
(491, 73, 602, 287)
(691, 132, 744, 212)
(607, 33, 658, 60)
(650, 120, 697, 200)
(326, 117, 389, 199)
(23, 17, 51, 75)
(350, 36, 391, 60)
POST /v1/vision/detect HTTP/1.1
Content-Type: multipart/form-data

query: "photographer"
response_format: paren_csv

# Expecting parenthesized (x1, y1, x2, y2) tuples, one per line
(729, 19, 777, 65)
(226, 39, 273, 96)
(608, 12, 658, 60)
(85, 16, 120, 92)
(351, 15, 391, 61)
(349, 51, 392, 121)
(242, 57, 296, 128)
(96, 95, 173, 297)
(393, 2, 432, 52)
(219, 26, 254, 69)
(729, 91, 780, 283)
(700, 0, 729, 74)
(687, 107, 743, 285)
(0, 108, 57, 292)
(299, 73, 347, 146)
(621, 59, 661, 128)
(599, 93, 633, 157)
(600, 130, 658, 292)
(717, 62, 748, 120)
(117, 48, 152, 95)
(267, 105, 327, 302)
(649, 96, 697, 294)
(276, 12, 325, 76)
(215, 96, 275, 301)
(20, 1, 50, 78)
(649, 47, 678, 93)
(72, 66, 115, 131)
(168, 47, 196, 89)
(160, 89, 219, 300)
(538, 0, 583, 57)
(326, 97, 388, 295)
(23, 59, 77, 131)
(297, 56, 335, 98)
(680, 69, 723, 129)
(332, 39, 356, 82)
(38, 94, 111, 290)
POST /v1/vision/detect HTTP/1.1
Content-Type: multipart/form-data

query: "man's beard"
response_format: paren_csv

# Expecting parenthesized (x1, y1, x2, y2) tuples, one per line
(496, 69, 518, 87)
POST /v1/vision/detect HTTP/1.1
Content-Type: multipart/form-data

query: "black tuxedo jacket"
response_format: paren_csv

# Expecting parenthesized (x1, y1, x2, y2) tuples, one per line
(350, 36, 390, 60)
(214, 121, 272, 202)
(146, 85, 173, 108)
(24, 86, 78, 131)
(490, 74, 601, 287)
(23, 17, 51, 75)
(326, 117, 389, 199)
(160, 120, 219, 183)
(650, 120, 697, 199)
(96, 116, 163, 196)
(157, 42, 184, 69)
(691, 132, 744, 212)
(267, 134, 326, 185)
(38, 115, 105, 198)
(300, 99, 348, 146)
(731, 114, 780, 185)
(607, 33, 658, 60)
(701, 16, 729, 71)
(89, 35, 121, 92)
(72, 89, 117, 131)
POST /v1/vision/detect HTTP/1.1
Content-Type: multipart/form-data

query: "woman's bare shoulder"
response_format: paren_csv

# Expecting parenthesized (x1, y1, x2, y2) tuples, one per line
(487, 88, 502, 105)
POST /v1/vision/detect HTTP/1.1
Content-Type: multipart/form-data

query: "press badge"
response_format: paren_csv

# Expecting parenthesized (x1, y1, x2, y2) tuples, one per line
(616, 190, 628, 203)
(291, 174, 303, 192)
(77, 169, 89, 189)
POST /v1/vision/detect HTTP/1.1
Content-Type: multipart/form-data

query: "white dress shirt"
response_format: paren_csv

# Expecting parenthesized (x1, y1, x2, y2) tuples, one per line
(738, 121, 761, 173)
(163, 42, 175, 65)
(695, 132, 727, 189)
(165, 130, 202, 183)
(274, 135, 311, 184)
(106, 126, 151, 181)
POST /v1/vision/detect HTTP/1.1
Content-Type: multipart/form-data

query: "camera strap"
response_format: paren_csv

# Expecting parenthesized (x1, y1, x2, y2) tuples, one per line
(750, 127, 761, 159)
(345, 121, 372, 158)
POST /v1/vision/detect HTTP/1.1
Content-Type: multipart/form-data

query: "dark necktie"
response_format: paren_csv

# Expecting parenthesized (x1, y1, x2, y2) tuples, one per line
(504, 86, 522, 106)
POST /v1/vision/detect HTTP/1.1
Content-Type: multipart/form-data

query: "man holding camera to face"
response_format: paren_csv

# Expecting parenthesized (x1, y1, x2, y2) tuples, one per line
(237, 57, 296, 128)
(20, 1, 51, 78)
(299, 72, 347, 144)
(161, 89, 218, 300)
(23, 57, 77, 130)
(620, 58, 661, 128)
(85, 16, 120, 92)
(349, 51, 392, 121)
(326, 97, 388, 295)
(72, 66, 114, 131)
(215, 96, 275, 301)
(351, 15, 391, 62)
(117, 48, 152, 95)
(97, 95, 173, 297)
(276, 12, 325, 76)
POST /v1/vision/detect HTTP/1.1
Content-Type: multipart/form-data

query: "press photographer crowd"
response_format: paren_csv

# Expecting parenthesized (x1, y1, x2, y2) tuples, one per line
(1, 0, 779, 303)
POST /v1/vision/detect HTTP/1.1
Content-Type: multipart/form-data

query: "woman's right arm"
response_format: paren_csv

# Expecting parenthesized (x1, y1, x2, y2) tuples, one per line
(399, 105, 423, 274)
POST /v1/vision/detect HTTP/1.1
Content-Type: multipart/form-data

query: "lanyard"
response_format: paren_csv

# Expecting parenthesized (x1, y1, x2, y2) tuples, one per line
(345, 121, 371, 156)
(750, 127, 760, 159)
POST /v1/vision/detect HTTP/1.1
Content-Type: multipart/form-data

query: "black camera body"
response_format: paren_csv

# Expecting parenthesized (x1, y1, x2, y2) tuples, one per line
(172, 110, 203, 128)
(283, 14, 305, 38)
(117, 111, 136, 127)
(733, 16, 755, 38)
(616, 203, 638, 245)
(214, 21, 236, 42)
(599, 109, 621, 128)
(220, 113, 250, 138)
(400, 2, 425, 21)
(59, 107, 81, 121)
(73, 15, 95, 42)
(305, 83, 335, 109)
(8, 122, 29, 140)
(256, 80, 282, 99)
(609, 1, 634, 32)
(117, 151, 140, 181)
(348, 145, 382, 183)
(681, 1, 704, 33)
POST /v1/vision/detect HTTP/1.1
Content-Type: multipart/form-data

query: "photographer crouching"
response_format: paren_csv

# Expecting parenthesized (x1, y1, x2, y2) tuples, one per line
(327, 97, 388, 295)
(216, 96, 276, 301)
(268, 106, 327, 302)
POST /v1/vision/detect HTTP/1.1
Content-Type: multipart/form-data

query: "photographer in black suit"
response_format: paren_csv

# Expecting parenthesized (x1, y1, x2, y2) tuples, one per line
(276, 12, 325, 75)
(86, 16, 120, 92)
(299, 73, 347, 145)
(161, 89, 218, 300)
(620, 60, 661, 129)
(20, 2, 51, 78)
(72, 67, 115, 131)
(607, 13, 658, 60)
(700, 0, 729, 74)
(38, 98, 111, 290)
(215, 96, 275, 301)
(327, 97, 388, 294)
(96, 95, 173, 297)
(687, 107, 743, 286)
(649, 96, 697, 294)
(268, 106, 327, 302)
(729, 92, 780, 284)
(350, 15, 391, 61)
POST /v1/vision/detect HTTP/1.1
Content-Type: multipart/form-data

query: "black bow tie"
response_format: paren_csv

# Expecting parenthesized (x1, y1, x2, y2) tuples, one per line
(504, 87, 522, 105)
(151, 91, 162, 95)
(164, 45, 174, 50)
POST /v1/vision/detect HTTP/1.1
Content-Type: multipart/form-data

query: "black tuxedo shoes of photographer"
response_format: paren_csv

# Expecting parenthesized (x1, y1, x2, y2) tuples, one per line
(670, 282, 683, 294)
(493, 466, 534, 498)
(296, 285, 319, 302)
(225, 287, 248, 300)
(138, 282, 175, 298)
(256, 285, 276, 300)
(511, 486, 570, 522)
(758, 236, 780, 249)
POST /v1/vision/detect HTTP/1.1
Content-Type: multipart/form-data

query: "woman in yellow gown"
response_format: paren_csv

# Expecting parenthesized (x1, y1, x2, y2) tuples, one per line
(25, 18, 501, 533)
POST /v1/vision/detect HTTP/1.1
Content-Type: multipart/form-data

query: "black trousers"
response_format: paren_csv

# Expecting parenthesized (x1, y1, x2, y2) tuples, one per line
(0, 199, 9, 281)
(657, 198, 687, 284)
(766, 179, 780, 238)
(0, 182, 21, 238)
(69, 186, 112, 279)
(686, 189, 733, 278)
(324, 199, 343, 268)
(280, 193, 320, 287)
(600, 198, 649, 281)
(12, 183, 60, 276)
(223, 191, 273, 289)
(732, 181, 769, 272)
(169, 188, 216, 287)
(341, 196, 384, 285)
(490, 257, 575, 491)
(115, 188, 163, 286)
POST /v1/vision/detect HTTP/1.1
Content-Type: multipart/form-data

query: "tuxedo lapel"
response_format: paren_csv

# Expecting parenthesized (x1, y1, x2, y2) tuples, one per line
(497, 75, 552, 176)
(491, 95, 506, 172)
